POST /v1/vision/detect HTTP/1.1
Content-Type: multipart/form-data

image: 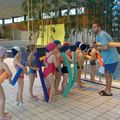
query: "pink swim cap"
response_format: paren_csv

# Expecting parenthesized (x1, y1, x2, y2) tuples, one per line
(63, 42, 70, 46)
(47, 42, 56, 52)
(0, 46, 7, 58)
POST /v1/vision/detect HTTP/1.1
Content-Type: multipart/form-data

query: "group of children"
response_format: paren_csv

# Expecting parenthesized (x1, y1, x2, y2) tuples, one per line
(0, 44, 39, 120)
(43, 40, 99, 103)
(0, 40, 99, 119)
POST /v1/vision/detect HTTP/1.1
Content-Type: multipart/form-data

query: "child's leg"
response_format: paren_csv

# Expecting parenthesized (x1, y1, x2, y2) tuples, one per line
(90, 65, 96, 81)
(48, 75, 55, 103)
(76, 69, 84, 87)
(29, 74, 36, 100)
(76, 69, 80, 85)
(62, 73, 68, 92)
(45, 78, 50, 92)
(0, 85, 5, 118)
(0, 85, 12, 120)
(17, 78, 24, 103)
(55, 72, 61, 94)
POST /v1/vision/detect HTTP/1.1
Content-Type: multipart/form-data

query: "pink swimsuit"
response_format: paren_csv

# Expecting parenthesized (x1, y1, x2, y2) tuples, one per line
(0, 69, 4, 76)
(43, 54, 56, 78)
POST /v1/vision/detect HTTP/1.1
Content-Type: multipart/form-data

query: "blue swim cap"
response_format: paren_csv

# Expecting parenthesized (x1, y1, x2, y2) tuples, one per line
(75, 41, 81, 48)
(53, 40, 61, 45)
(70, 45, 76, 52)
(87, 48, 92, 55)
(12, 46, 20, 56)
(61, 46, 70, 52)
(79, 43, 87, 51)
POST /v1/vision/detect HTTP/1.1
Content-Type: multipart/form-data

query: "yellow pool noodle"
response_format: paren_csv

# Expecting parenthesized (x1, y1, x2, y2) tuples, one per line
(96, 42, 120, 47)
(39, 56, 45, 61)
(0, 71, 8, 84)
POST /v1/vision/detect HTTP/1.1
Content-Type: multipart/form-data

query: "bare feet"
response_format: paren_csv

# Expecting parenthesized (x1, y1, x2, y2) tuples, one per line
(0, 112, 12, 120)
(48, 97, 56, 103)
(4, 112, 11, 116)
(90, 79, 97, 82)
(80, 82, 85, 87)
(30, 95, 39, 101)
(77, 81, 85, 88)
(55, 91, 62, 95)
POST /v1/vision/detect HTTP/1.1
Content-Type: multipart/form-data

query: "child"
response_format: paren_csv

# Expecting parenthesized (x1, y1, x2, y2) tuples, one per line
(75, 43, 87, 87)
(43, 42, 59, 103)
(0, 46, 12, 120)
(27, 44, 39, 101)
(12, 46, 27, 106)
(75, 41, 84, 87)
(53, 40, 61, 94)
(87, 46, 99, 82)
(61, 45, 73, 92)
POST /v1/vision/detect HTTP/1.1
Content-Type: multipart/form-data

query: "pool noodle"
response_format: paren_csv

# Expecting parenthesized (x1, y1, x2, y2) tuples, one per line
(62, 52, 78, 97)
(0, 71, 8, 84)
(10, 63, 25, 86)
(35, 52, 49, 102)
(96, 42, 120, 47)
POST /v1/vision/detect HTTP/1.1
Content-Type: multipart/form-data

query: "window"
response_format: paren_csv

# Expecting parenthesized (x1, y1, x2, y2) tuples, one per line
(69, 8, 76, 15)
(61, 9, 68, 16)
(0, 20, 3, 24)
(4, 18, 12, 24)
(77, 7, 85, 14)
(43, 11, 58, 19)
(14, 16, 24, 22)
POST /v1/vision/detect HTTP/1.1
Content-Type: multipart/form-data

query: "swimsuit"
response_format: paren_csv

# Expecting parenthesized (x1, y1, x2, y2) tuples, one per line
(43, 54, 56, 78)
(90, 60, 96, 65)
(61, 52, 72, 74)
(14, 64, 24, 79)
(61, 66, 68, 73)
(28, 59, 37, 75)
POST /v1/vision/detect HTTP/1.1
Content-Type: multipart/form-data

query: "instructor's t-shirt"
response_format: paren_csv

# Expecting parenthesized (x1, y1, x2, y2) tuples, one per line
(96, 31, 119, 64)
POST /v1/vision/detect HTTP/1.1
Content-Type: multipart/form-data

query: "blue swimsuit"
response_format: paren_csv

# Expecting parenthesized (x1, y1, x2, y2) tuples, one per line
(28, 59, 37, 75)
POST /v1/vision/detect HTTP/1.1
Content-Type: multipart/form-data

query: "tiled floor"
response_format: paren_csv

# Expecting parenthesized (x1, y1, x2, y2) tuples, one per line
(2, 58, 120, 120)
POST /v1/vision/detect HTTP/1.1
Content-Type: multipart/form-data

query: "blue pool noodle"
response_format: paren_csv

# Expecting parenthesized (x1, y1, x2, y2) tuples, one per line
(10, 63, 25, 86)
(34, 52, 49, 102)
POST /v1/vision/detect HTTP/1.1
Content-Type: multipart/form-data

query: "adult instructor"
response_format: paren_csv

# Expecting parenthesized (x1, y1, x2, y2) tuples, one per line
(92, 22, 119, 96)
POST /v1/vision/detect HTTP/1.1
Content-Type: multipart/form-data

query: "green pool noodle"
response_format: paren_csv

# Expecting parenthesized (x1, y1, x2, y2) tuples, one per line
(62, 52, 78, 97)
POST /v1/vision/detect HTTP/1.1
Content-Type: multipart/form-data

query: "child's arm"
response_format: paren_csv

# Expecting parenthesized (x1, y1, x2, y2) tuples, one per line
(28, 55, 39, 71)
(66, 55, 74, 63)
(3, 63, 12, 81)
(14, 58, 27, 74)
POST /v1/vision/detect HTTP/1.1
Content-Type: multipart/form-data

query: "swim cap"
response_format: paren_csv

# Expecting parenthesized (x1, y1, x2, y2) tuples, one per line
(47, 42, 56, 52)
(86, 44, 90, 50)
(70, 45, 76, 52)
(0, 46, 7, 58)
(75, 41, 81, 48)
(12, 46, 20, 56)
(63, 42, 70, 46)
(79, 43, 87, 51)
(53, 40, 61, 45)
(87, 48, 92, 55)
(61, 46, 70, 52)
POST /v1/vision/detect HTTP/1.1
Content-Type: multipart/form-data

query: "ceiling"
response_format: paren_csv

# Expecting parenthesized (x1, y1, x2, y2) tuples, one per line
(0, 0, 24, 19)
(0, 0, 86, 19)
